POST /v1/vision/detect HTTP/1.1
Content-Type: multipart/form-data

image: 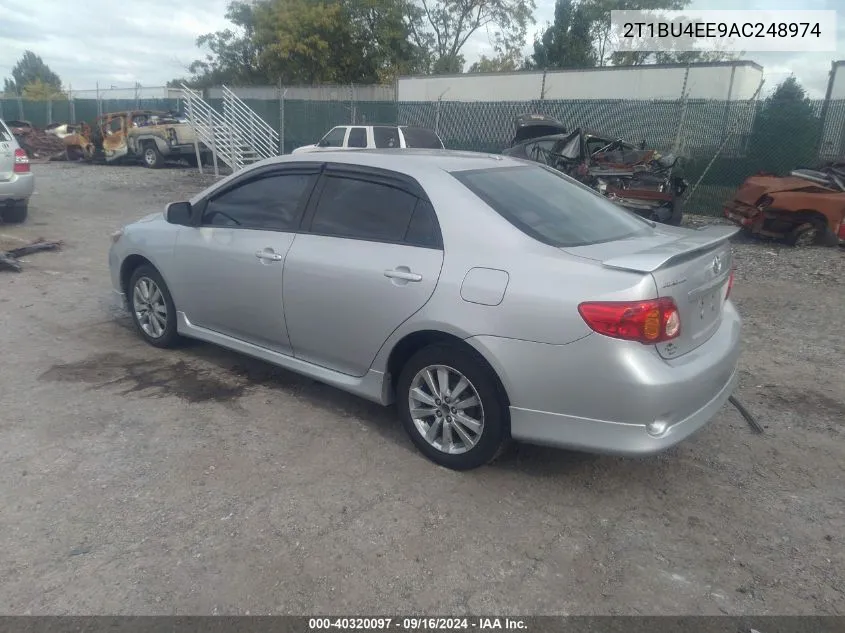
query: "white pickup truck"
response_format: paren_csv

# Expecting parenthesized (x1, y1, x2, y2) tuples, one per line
(292, 124, 444, 154)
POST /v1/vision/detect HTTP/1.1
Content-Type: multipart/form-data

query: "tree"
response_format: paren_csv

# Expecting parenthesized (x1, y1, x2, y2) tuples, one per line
(468, 53, 521, 73)
(21, 78, 65, 101)
(4, 50, 62, 95)
(185, 1, 267, 88)
(407, 0, 536, 74)
(748, 76, 821, 175)
(528, 0, 595, 69)
(185, 0, 427, 85)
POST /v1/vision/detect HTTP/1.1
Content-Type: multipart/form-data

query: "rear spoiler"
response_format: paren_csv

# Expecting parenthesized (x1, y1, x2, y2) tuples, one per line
(602, 225, 739, 273)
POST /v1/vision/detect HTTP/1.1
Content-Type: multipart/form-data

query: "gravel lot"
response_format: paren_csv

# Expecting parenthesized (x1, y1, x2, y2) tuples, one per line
(1, 162, 843, 615)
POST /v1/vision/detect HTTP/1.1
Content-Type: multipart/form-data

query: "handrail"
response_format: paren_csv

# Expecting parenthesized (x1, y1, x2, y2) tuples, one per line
(180, 83, 280, 173)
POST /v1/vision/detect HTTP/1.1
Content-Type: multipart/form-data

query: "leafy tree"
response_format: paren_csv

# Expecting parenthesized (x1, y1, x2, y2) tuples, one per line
(185, 1, 267, 87)
(21, 78, 65, 101)
(528, 0, 595, 69)
(407, 0, 536, 74)
(748, 76, 821, 175)
(468, 52, 522, 73)
(4, 50, 62, 95)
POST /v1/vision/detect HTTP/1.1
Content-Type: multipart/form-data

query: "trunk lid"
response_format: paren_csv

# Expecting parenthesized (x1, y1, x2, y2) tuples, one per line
(563, 225, 738, 359)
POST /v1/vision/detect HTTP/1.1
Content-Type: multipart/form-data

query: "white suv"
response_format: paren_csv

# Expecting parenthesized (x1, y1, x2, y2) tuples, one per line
(292, 125, 444, 154)
(0, 118, 35, 223)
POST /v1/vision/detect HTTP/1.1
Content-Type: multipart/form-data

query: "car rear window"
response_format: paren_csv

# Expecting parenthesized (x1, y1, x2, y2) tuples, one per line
(0, 123, 12, 142)
(452, 165, 652, 247)
(401, 127, 443, 149)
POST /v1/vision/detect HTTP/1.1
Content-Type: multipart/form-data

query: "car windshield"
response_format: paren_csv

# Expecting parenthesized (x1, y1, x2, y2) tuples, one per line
(452, 164, 653, 247)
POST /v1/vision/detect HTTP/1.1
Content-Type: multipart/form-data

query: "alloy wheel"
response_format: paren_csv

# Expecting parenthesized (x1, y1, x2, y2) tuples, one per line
(132, 276, 168, 338)
(408, 364, 485, 455)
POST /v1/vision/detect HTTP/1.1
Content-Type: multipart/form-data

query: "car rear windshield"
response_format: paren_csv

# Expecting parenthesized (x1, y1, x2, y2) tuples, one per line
(452, 165, 653, 247)
(401, 127, 443, 149)
(0, 124, 12, 142)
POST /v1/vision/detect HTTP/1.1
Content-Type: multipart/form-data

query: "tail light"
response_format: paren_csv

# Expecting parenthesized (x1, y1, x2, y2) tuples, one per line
(13, 148, 30, 173)
(726, 268, 735, 299)
(578, 298, 681, 345)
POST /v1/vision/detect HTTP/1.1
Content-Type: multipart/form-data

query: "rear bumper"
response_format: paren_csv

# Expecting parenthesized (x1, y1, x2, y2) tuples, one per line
(0, 172, 35, 202)
(468, 301, 742, 456)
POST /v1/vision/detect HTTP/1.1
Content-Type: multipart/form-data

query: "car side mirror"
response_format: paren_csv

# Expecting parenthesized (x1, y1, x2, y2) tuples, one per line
(165, 201, 192, 226)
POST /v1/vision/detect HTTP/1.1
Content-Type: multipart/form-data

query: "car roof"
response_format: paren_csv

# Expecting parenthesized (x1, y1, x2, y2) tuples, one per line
(264, 148, 525, 176)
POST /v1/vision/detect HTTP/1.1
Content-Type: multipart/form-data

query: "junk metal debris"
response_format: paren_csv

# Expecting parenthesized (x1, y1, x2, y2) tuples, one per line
(0, 238, 62, 272)
(724, 161, 845, 247)
(502, 115, 688, 226)
(61, 110, 213, 168)
(8, 121, 67, 160)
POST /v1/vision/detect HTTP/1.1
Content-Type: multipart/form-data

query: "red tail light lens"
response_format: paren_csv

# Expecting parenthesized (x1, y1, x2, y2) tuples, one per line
(13, 148, 30, 173)
(725, 268, 735, 299)
(578, 298, 681, 344)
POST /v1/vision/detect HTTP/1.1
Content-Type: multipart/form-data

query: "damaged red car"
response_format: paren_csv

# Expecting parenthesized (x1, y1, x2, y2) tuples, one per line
(502, 115, 688, 225)
(724, 163, 845, 246)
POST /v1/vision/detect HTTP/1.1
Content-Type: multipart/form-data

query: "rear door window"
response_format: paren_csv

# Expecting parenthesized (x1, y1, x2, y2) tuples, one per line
(309, 175, 418, 242)
(347, 127, 367, 148)
(452, 165, 651, 247)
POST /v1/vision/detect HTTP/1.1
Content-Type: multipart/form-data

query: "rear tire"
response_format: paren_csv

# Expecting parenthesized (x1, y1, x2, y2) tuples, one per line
(786, 221, 822, 247)
(127, 265, 181, 348)
(396, 344, 509, 471)
(1, 200, 28, 224)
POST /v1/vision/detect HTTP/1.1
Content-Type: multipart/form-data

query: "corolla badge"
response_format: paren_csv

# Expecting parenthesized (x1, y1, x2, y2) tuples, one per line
(712, 254, 724, 275)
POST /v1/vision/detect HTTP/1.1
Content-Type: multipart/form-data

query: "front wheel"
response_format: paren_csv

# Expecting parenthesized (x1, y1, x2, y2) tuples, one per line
(142, 144, 164, 169)
(397, 344, 509, 470)
(127, 265, 181, 348)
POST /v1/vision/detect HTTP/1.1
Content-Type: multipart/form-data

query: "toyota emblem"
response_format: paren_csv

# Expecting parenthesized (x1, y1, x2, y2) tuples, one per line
(712, 255, 723, 275)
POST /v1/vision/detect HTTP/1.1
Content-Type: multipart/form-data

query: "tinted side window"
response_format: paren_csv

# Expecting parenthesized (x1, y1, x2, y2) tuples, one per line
(202, 173, 314, 231)
(401, 127, 444, 149)
(320, 127, 346, 147)
(405, 200, 441, 248)
(373, 126, 400, 148)
(310, 176, 417, 242)
(347, 127, 367, 148)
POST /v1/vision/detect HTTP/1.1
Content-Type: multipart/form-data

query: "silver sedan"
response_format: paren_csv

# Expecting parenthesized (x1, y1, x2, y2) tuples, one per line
(109, 149, 741, 470)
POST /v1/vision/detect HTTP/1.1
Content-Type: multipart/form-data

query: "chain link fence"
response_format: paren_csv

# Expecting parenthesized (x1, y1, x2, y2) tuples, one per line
(2, 91, 844, 217)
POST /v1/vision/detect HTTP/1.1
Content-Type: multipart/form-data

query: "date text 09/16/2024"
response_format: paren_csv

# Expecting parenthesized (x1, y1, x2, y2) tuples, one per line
(308, 618, 528, 630)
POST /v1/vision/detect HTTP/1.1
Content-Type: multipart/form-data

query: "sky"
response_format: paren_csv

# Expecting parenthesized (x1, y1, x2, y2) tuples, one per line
(0, 0, 841, 98)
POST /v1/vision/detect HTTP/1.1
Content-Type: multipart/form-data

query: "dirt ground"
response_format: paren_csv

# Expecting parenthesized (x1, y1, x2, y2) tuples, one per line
(1, 162, 843, 616)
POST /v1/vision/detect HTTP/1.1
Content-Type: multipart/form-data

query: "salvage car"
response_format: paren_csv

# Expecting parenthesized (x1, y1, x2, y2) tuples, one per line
(292, 125, 444, 154)
(724, 163, 845, 246)
(0, 117, 34, 223)
(509, 113, 567, 146)
(63, 110, 212, 168)
(503, 119, 688, 226)
(109, 149, 741, 471)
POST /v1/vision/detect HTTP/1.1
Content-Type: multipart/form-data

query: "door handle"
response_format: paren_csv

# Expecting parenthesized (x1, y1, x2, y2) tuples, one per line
(255, 250, 283, 262)
(384, 268, 422, 282)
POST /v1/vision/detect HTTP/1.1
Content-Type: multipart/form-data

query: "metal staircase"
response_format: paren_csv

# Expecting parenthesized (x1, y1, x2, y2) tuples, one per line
(180, 83, 280, 176)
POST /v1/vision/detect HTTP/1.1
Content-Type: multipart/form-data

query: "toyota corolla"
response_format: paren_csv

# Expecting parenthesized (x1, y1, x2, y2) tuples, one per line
(109, 149, 741, 470)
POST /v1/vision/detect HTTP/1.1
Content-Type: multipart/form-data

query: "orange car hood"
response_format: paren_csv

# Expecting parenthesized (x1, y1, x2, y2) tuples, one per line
(733, 175, 837, 205)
